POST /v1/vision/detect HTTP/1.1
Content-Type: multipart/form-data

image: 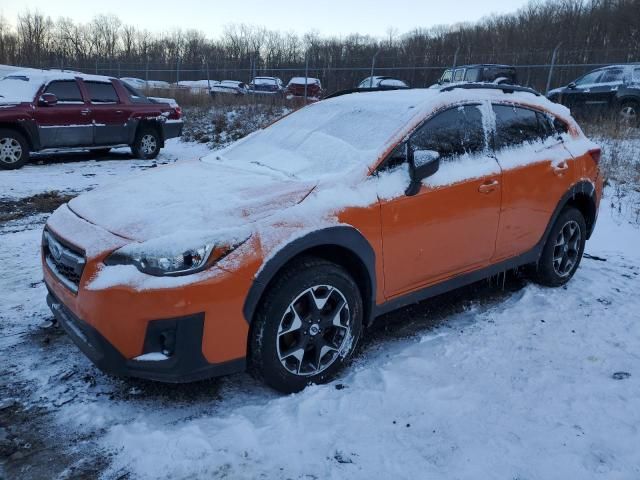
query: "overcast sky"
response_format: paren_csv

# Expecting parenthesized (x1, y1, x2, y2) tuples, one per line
(1, 0, 531, 37)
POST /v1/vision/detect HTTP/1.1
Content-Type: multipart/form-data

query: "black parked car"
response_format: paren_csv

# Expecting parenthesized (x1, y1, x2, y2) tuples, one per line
(437, 64, 517, 85)
(547, 64, 640, 124)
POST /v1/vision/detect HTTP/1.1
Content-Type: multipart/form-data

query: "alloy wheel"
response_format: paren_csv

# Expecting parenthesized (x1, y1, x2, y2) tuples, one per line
(553, 220, 581, 277)
(0, 137, 22, 164)
(140, 134, 157, 155)
(276, 285, 352, 376)
(620, 104, 637, 123)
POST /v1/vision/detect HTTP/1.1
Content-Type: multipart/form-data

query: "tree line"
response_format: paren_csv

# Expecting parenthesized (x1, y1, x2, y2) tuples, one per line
(0, 0, 638, 92)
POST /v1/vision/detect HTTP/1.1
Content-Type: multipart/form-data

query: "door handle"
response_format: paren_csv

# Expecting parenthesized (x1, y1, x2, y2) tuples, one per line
(478, 180, 499, 193)
(115, 110, 124, 114)
(553, 162, 569, 174)
(80, 109, 91, 115)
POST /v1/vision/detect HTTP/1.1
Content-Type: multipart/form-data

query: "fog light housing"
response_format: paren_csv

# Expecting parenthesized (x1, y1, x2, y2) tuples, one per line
(142, 318, 179, 359)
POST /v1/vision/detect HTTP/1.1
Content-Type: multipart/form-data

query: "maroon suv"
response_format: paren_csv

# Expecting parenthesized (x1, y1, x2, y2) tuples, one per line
(0, 70, 183, 169)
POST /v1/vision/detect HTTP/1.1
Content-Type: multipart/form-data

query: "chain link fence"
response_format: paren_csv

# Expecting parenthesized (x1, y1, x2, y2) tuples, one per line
(15, 47, 640, 95)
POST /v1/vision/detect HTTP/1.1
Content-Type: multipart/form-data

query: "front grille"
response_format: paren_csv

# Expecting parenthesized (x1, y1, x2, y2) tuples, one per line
(43, 229, 86, 293)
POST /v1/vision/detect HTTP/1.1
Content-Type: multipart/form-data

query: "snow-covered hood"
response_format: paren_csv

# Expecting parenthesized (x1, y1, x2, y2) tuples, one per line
(67, 160, 315, 243)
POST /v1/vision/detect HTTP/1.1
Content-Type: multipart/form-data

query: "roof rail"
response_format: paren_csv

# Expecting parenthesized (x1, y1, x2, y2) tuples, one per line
(325, 86, 409, 99)
(439, 82, 541, 96)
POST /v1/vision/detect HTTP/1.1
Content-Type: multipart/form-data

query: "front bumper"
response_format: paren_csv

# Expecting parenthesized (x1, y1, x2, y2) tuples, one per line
(162, 120, 183, 141)
(42, 204, 256, 383)
(46, 290, 245, 382)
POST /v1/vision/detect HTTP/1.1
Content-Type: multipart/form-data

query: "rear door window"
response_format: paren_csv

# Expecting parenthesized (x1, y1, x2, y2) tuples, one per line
(464, 68, 481, 82)
(44, 80, 83, 103)
(599, 68, 624, 83)
(492, 104, 550, 149)
(85, 81, 120, 103)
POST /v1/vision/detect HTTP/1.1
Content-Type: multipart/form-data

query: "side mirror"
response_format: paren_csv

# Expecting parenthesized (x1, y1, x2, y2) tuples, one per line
(406, 147, 440, 196)
(39, 93, 58, 106)
(567, 82, 577, 89)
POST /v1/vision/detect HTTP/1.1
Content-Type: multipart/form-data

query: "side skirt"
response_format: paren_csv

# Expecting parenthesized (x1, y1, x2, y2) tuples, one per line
(374, 247, 541, 317)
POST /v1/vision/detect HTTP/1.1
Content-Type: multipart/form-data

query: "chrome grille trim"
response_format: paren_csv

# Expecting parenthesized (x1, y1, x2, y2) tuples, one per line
(43, 229, 86, 294)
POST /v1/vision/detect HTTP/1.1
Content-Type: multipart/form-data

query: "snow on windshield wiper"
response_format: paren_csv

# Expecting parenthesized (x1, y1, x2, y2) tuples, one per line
(249, 160, 298, 179)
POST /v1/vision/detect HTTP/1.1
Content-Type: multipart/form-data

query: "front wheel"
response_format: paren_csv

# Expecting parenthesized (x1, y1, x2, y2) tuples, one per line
(249, 257, 363, 393)
(131, 127, 160, 159)
(0, 129, 29, 170)
(533, 207, 587, 287)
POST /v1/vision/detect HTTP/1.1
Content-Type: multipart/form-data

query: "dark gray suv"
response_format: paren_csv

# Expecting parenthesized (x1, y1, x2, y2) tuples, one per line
(547, 64, 640, 124)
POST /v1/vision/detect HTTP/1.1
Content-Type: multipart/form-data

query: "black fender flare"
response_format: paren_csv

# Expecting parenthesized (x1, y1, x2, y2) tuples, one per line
(130, 119, 166, 147)
(243, 226, 377, 325)
(0, 119, 40, 150)
(538, 180, 598, 253)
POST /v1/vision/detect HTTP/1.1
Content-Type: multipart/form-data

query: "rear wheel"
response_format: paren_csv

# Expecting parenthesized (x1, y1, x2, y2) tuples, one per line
(533, 207, 586, 287)
(131, 127, 160, 159)
(249, 257, 363, 393)
(619, 100, 639, 126)
(0, 129, 29, 170)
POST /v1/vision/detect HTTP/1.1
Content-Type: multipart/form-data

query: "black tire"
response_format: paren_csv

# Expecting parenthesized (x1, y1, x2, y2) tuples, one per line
(0, 128, 29, 170)
(533, 207, 587, 287)
(619, 100, 639, 126)
(249, 256, 363, 394)
(92, 148, 111, 156)
(131, 127, 161, 159)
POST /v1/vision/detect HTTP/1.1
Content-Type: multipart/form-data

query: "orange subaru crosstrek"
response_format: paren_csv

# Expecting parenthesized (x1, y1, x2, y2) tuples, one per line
(43, 84, 603, 393)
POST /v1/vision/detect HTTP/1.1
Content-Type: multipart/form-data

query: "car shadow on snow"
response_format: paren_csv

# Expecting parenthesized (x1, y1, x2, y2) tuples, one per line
(47, 271, 531, 404)
(29, 149, 135, 166)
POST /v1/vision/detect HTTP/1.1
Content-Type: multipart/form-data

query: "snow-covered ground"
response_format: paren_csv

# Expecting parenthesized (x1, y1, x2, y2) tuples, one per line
(1, 139, 639, 479)
(0, 139, 211, 200)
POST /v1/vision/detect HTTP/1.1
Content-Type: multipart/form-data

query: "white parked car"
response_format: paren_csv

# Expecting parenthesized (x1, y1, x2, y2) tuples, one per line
(145, 80, 172, 90)
(120, 77, 147, 90)
(210, 80, 250, 96)
(249, 77, 285, 95)
(358, 76, 410, 89)
(176, 80, 212, 94)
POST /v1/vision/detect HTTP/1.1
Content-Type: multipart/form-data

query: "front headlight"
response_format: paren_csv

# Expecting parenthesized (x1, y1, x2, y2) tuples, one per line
(105, 238, 248, 277)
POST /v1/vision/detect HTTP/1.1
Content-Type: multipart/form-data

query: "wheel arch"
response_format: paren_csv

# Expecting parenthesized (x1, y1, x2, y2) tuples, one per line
(0, 121, 39, 150)
(542, 180, 598, 249)
(132, 119, 165, 147)
(243, 226, 377, 329)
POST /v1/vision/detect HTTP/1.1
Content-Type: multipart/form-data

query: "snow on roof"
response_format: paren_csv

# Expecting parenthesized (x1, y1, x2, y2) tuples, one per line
(0, 69, 116, 103)
(205, 87, 573, 181)
(288, 77, 321, 85)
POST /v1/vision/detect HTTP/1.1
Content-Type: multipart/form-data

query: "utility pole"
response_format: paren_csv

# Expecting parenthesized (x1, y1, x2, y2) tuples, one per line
(370, 49, 381, 87)
(206, 60, 211, 92)
(546, 42, 562, 95)
(452, 46, 460, 71)
(304, 54, 309, 105)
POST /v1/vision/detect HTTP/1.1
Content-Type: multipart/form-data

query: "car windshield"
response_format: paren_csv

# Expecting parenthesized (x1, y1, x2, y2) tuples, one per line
(0, 75, 42, 102)
(254, 78, 276, 85)
(440, 70, 452, 83)
(203, 90, 432, 181)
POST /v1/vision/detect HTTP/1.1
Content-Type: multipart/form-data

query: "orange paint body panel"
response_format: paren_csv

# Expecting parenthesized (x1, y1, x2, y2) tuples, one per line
(41, 89, 603, 385)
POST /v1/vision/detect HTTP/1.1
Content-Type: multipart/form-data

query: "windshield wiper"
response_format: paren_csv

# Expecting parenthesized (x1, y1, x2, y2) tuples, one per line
(249, 161, 298, 179)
